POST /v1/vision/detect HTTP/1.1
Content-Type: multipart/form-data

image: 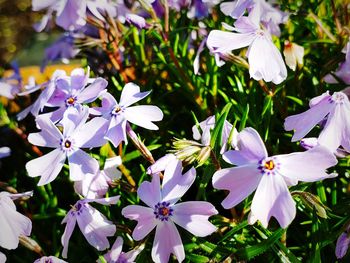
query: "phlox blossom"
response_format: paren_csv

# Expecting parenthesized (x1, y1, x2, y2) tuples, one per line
(26, 107, 107, 186)
(207, 6, 287, 84)
(61, 196, 119, 258)
(335, 226, 350, 259)
(44, 67, 107, 123)
(122, 158, 217, 263)
(212, 127, 337, 228)
(91, 83, 163, 147)
(284, 90, 350, 153)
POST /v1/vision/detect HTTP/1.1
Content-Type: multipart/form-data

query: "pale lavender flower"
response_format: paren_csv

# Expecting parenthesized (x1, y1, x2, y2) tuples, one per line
(324, 41, 350, 85)
(212, 127, 337, 228)
(0, 191, 32, 252)
(91, 83, 163, 147)
(122, 158, 217, 263)
(44, 68, 107, 123)
(42, 34, 80, 71)
(283, 41, 304, 71)
(0, 147, 11, 159)
(207, 8, 287, 84)
(192, 115, 238, 153)
(336, 229, 350, 259)
(99, 236, 144, 263)
(301, 137, 349, 158)
(220, 0, 288, 36)
(147, 154, 177, 175)
(187, 0, 220, 19)
(74, 156, 122, 198)
(284, 90, 350, 153)
(34, 256, 67, 263)
(61, 196, 119, 258)
(26, 107, 107, 186)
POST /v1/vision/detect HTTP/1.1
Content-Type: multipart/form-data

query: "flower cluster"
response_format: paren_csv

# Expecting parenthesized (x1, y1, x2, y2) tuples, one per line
(1, 0, 350, 262)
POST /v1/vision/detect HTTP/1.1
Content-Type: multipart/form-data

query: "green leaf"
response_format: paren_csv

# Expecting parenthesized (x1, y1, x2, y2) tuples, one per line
(239, 103, 250, 131)
(210, 103, 232, 150)
(236, 228, 285, 260)
(185, 253, 209, 263)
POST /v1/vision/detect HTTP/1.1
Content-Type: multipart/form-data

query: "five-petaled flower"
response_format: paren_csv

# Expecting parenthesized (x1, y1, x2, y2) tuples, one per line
(91, 83, 163, 148)
(122, 157, 217, 263)
(212, 127, 337, 228)
(26, 106, 107, 186)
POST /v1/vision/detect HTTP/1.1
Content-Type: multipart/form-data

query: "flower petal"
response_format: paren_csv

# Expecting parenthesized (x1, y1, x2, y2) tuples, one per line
(212, 165, 260, 209)
(172, 201, 217, 237)
(223, 127, 267, 165)
(207, 30, 255, 54)
(105, 118, 127, 148)
(61, 214, 77, 258)
(119, 83, 151, 107)
(336, 232, 350, 259)
(77, 78, 107, 104)
(28, 115, 63, 147)
(250, 173, 296, 228)
(26, 149, 66, 186)
(277, 146, 337, 182)
(73, 116, 108, 148)
(121, 205, 157, 241)
(151, 221, 185, 263)
(76, 205, 116, 251)
(124, 105, 163, 130)
(108, 236, 123, 262)
(284, 98, 334, 142)
(0, 199, 32, 250)
(161, 160, 196, 205)
(68, 149, 99, 181)
(137, 174, 161, 207)
(0, 252, 6, 263)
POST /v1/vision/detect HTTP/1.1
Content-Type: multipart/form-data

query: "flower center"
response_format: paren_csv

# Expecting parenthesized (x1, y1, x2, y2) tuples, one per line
(61, 138, 73, 151)
(330, 92, 347, 104)
(154, 202, 173, 221)
(258, 157, 280, 176)
(66, 96, 76, 106)
(111, 105, 124, 116)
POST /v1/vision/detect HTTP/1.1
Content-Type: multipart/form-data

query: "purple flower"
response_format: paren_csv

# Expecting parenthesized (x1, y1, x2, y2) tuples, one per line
(26, 107, 107, 186)
(212, 127, 337, 228)
(336, 229, 350, 259)
(0, 191, 32, 252)
(324, 41, 350, 85)
(34, 256, 67, 263)
(122, 158, 217, 262)
(284, 90, 350, 153)
(74, 156, 122, 198)
(220, 0, 289, 36)
(207, 10, 287, 84)
(91, 83, 163, 147)
(192, 115, 238, 153)
(100, 236, 143, 263)
(41, 34, 80, 71)
(61, 196, 119, 258)
(44, 68, 107, 123)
